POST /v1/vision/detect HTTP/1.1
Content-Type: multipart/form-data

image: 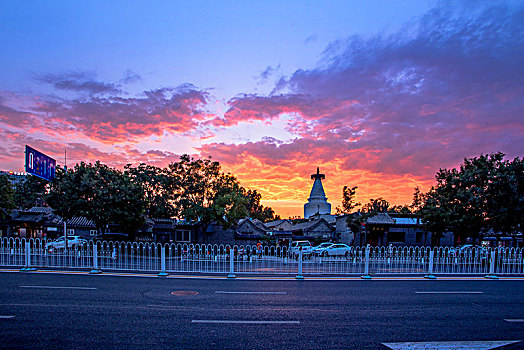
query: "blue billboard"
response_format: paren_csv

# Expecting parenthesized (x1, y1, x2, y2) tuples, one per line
(25, 145, 56, 181)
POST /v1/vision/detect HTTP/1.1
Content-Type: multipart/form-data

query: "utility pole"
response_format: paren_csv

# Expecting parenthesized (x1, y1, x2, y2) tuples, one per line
(64, 149, 68, 253)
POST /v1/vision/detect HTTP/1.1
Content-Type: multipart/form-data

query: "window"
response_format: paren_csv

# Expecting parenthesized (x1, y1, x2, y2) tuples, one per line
(90, 230, 97, 236)
(67, 229, 75, 235)
(416, 231, 423, 243)
(176, 230, 191, 242)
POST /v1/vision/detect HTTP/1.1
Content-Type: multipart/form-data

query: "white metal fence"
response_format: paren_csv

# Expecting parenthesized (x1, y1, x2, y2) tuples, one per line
(1, 238, 523, 278)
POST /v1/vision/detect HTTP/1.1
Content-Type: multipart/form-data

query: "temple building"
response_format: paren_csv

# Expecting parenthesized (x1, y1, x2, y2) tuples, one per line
(304, 168, 331, 219)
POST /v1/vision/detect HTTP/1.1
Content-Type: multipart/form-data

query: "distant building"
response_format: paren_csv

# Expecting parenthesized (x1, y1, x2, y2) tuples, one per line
(0, 171, 27, 187)
(304, 168, 331, 219)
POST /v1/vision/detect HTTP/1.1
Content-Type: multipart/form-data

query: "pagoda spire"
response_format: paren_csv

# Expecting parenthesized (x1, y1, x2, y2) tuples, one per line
(304, 167, 331, 218)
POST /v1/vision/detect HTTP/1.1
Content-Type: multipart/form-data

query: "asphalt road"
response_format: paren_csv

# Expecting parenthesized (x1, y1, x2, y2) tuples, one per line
(0, 272, 523, 349)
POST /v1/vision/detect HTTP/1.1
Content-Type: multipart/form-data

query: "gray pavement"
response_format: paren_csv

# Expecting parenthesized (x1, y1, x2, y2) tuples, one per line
(0, 272, 523, 349)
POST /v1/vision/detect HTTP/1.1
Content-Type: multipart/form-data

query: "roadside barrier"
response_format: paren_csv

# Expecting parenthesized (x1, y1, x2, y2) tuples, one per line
(1, 238, 523, 278)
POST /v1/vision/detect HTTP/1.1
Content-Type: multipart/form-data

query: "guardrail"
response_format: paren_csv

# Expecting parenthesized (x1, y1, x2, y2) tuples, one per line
(1, 238, 523, 279)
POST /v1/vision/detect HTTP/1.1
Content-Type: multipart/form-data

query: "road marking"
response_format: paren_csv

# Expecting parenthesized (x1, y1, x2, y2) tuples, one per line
(215, 291, 287, 295)
(382, 340, 521, 349)
(0, 316, 15, 319)
(20, 285, 97, 290)
(415, 291, 483, 294)
(504, 319, 524, 323)
(191, 320, 299, 324)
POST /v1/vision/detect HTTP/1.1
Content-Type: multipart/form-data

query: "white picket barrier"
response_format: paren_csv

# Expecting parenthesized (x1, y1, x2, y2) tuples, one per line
(0, 237, 522, 277)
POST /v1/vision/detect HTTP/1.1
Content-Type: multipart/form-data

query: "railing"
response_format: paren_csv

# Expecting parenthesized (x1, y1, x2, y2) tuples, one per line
(1, 238, 523, 278)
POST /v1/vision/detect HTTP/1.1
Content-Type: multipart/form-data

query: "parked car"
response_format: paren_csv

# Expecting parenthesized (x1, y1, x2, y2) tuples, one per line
(320, 243, 354, 258)
(449, 245, 489, 262)
(312, 242, 335, 256)
(91, 233, 131, 243)
(288, 241, 313, 258)
(45, 236, 87, 252)
(449, 244, 487, 256)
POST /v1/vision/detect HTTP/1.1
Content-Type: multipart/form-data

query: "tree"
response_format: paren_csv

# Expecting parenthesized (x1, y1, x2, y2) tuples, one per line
(0, 174, 15, 220)
(244, 189, 280, 223)
(410, 187, 424, 213)
(14, 175, 48, 209)
(47, 162, 146, 235)
(166, 155, 251, 231)
(419, 153, 524, 241)
(361, 197, 391, 214)
(124, 163, 175, 218)
(336, 186, 360, 214)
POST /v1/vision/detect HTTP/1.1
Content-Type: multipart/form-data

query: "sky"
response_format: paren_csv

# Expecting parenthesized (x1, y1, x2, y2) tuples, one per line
(1, 0, 523, 218)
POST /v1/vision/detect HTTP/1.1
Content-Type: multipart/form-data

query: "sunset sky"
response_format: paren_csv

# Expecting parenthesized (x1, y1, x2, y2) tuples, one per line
(1, 1, 523, 218)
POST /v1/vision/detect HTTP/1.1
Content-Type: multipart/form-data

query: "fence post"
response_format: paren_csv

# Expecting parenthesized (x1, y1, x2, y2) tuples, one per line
(295, 248, 304, 280)
(424, 249, 436, 279)
(361, 246, 371, 279)
(20, 241, 36, 272)
(484, 249, 499, 279)
(90, 244, 102, 274)
(158, 245, 168, 277)
(227, 247, 236, 278)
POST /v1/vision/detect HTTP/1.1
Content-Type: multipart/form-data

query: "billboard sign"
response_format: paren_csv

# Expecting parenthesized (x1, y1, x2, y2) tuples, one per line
(25, 145, 56, 181)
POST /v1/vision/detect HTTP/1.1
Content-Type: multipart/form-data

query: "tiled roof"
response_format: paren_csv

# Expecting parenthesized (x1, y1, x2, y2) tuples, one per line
(292, 218, 333, 232)
(27, 207, 54, 214)
(12, 212, 46, 223)
(154, 218, 174, 229)
(366, 213, 395, 225)
(56, 216, 96, 227)
(265, 219, 290, 228)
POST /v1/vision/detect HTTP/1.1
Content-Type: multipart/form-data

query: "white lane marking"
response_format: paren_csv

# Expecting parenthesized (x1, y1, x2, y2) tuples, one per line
(20, 286, 97, 290)
(192, 320, 300, 324)
(382, 340, 521, 349)
(504, 319, 524, 323)
(415, 291, 483, 294)
(215, 291, 287, 295)
(0, 316, 15, 319)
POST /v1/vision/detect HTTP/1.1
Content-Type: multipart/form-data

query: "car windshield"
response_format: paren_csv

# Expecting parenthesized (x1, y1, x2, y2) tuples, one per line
(298, 242, 310, 247)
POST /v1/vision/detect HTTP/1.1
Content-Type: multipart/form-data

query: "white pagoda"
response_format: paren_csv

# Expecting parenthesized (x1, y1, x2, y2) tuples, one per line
(304, 167, 331, 219)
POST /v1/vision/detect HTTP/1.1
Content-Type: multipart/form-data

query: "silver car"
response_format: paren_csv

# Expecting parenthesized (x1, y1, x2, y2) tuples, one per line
(45, 236, 87, 252)
(321, 243, 354, 258)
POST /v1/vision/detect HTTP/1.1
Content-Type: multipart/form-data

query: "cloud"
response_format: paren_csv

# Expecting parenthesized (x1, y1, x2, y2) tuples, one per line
(305, 35, 317, 44)
(0, 128, 182, 172)
(255, 64, 281, 85)
(35, 71, 121, 95)
(212, 1, 524, 179)
(0, 84, 212, 144)
(120, 70, 142, 84)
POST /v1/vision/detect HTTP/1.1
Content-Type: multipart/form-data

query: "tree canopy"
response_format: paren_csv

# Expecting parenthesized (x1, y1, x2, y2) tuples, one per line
(47, 162, 146, 235)
(14, 174, 48, 209)
(417, 153, 523, 240)
(0, 174, 15, 220)
(45, 155, 279, 234)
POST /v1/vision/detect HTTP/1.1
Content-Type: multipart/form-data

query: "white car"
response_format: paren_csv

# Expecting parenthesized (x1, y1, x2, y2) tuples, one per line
(46, 236, 87, 252)
(312, 242, 335, 256)
(320, 243, 354, 258)
(288, 241, 313, 258)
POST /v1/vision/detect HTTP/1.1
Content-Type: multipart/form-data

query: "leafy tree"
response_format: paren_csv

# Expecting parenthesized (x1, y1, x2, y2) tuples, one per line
(14, 175, 48, 209)
(166, 155, 250, 231)
(124, 163, 175, 218)
(336, 185, 360, 214)
(410, 187, 424, 213)
(0, 174, 15, 219)
(419, 153, 524, 241)
(361, 197, 391, 214)
(336, 185, 365, 238)
(47, 162, 146, 235)
(244, 189, 280, 223)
